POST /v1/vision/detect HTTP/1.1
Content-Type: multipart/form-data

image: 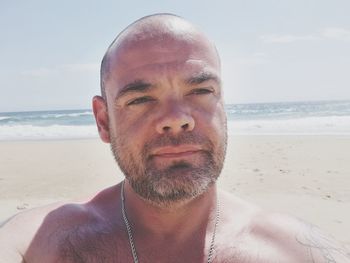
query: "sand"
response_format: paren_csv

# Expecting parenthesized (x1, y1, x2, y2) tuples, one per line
(0, 135, 349, 247)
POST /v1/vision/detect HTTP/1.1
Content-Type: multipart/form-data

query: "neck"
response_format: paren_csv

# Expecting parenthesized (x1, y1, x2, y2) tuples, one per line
(122, 180, 218, 241)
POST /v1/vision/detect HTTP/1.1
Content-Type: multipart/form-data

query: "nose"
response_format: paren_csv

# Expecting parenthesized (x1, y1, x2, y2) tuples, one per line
(155, 103, 195, 134)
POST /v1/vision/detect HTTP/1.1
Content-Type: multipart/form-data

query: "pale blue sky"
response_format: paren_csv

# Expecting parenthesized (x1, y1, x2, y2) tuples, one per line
(1, 0, 349, 112)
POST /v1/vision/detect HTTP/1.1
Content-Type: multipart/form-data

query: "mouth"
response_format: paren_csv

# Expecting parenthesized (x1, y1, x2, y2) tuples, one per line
(151, 145, 202, 159)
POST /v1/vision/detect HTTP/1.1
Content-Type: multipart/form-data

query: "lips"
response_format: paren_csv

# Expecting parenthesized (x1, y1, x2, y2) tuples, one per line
(151, 145, 202, 158)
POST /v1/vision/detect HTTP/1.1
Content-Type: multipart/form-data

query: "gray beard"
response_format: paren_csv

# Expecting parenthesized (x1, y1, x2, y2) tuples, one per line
(110, 131, 226, 207)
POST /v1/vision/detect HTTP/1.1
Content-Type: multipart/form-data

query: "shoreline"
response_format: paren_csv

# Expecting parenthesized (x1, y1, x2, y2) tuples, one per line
(0, 135, 349, 246)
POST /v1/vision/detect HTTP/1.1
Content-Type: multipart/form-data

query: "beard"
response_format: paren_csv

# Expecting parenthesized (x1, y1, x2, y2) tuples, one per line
(110, 129, 227, 206)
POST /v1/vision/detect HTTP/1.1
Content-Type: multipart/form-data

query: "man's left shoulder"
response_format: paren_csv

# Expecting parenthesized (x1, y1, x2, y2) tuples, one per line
(249, 211, 350, 262)
(219, 192, 350, 262)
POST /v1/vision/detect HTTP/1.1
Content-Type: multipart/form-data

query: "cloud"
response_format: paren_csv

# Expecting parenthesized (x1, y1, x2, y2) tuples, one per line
(21, 67, 59, 77)
(260, 34, 318, 44)
(320, 27, 350, 41)
(261, 26, 350, 44)
(60, 63, 100, 72)
(21, 63, 99, 77)
(234, 52, 268, 66)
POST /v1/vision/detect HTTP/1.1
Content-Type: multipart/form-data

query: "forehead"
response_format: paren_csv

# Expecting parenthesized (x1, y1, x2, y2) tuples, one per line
(104, 32, 221, 95)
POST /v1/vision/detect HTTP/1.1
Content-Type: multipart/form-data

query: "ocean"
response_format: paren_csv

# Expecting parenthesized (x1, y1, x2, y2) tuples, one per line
(1, 100, 350, 140)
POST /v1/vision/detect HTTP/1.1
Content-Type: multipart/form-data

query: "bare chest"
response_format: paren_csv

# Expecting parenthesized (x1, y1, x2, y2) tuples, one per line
(32, 224, 300, 263)
(52, 236, 297, 263)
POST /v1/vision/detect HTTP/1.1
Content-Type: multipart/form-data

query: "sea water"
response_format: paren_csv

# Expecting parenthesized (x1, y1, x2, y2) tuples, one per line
(1, 100, 350, 140)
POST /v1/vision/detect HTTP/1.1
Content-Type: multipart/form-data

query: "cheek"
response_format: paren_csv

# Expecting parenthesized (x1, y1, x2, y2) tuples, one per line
(112, 108, 153, 150)
(194, 101, 226, 137)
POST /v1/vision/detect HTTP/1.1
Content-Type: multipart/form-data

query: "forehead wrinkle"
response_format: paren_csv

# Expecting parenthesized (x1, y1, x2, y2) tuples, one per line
(118, 58, 219, 78)
(119, 60, 182, 75)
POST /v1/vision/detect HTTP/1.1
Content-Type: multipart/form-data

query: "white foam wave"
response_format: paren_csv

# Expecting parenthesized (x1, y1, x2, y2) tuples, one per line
(58, 111, 92, 118)
(41, 111, 93, 119)
(228, 116, 350, 135)
(0, 125, 99, 140)
(0, 116, 11, 121)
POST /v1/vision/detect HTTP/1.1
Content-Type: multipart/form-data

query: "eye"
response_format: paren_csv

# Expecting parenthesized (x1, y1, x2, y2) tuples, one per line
(126, 96, 155, 106)
(189, 88, 214, 95)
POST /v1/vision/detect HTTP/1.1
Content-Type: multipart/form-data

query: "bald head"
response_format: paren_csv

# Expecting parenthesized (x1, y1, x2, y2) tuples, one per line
(100, 14, 220, 100)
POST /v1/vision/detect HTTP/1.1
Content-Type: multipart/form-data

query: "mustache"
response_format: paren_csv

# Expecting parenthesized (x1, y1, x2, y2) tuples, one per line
(143, 132, 213, 154)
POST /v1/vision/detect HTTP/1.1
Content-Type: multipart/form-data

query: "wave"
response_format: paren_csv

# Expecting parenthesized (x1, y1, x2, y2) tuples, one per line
(0, 124, 98, 140)
(0, 110, 95, 126)
(0, 116, 11, 121)
(225, 100, 350, 120)
(42, 111, 93, 119)
(228, 116, 350, 135)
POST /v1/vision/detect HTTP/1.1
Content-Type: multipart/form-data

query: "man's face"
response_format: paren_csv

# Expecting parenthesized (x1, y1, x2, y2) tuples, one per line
(103, 33, 227, 205)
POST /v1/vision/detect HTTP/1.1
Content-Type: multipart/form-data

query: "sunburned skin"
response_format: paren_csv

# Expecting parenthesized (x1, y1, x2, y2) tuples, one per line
(0, 14, 349, 263)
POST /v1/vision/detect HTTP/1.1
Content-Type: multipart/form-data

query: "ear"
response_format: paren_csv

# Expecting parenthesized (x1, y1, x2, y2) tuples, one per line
(92, 96, 110, 143)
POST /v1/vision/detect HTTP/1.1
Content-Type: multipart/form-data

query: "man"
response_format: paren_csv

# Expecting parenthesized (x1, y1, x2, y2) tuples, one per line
(0, 13, 349, 263)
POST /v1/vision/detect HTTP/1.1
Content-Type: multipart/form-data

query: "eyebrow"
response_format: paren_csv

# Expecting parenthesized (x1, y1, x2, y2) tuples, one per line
(185, 72, 221, 86)
(116, 80, 153, 99)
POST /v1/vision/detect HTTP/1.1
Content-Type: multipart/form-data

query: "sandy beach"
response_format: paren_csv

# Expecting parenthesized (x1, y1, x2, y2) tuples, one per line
(0, 135, 349, 247)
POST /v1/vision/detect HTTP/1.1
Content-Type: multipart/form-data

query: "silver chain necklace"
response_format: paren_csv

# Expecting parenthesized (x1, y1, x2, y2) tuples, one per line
(121, 181, 220, 263)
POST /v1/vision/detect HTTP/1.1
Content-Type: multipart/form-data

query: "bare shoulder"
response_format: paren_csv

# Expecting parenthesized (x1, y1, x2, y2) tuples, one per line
(219, 191, 350, 262)
(248, 210, 350, 262)
(0, 185, 121, 262)
(0, 201, 70, 262)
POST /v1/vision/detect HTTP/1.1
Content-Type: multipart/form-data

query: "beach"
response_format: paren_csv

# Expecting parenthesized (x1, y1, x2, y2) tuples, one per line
(0, 135, 349, 247)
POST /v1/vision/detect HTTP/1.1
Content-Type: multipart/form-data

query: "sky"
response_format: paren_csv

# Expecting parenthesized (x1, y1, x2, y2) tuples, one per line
(1, 0, 350, 112)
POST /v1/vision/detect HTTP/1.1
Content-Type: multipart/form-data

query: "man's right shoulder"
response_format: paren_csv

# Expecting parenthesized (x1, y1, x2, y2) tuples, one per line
(0, 201, 96, 262)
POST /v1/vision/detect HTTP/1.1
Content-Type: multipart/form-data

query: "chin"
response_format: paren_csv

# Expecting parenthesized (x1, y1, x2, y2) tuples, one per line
(129, 165, 218, 206)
